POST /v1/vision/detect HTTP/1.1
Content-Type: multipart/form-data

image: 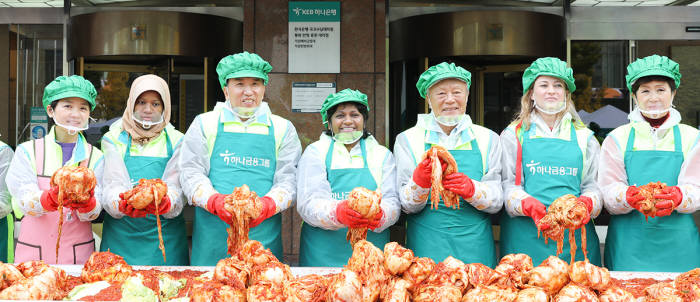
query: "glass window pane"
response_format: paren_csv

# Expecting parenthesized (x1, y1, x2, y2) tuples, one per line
(13, 24, 63, 143)
(670, 45, 700, 128)
(571, 40, 629, 137)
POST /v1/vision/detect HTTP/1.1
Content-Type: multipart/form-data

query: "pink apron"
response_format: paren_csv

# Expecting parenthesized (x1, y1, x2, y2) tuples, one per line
(14, 138, 95, 264)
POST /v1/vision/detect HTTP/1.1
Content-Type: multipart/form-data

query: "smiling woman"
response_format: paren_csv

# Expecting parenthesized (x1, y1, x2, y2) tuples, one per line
(499, 57, 602, 267)
(6, 75, 104, 265)
(296, 88, 400, 267)
(598, 55, 700, 272)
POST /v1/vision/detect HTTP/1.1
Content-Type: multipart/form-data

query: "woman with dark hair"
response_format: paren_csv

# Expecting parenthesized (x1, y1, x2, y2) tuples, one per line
(599, 55, 700, 271)
(297, 88, 400, 267)
(6, 75, 103, 264)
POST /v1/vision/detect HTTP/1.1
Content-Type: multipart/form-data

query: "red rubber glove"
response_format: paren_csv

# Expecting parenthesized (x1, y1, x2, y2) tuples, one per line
(442, 172, 475, 199)
(367, 210, 384, 230)
(119, 199, 148, 218)
(40, 186, 60, 212)
(250, 196, 276, 228)
(145, 195, 172, 216)
(412, 158, 447, 189)
(522, 197, 548, 229)
(336, 200, 369, 228)
(626, 186, 645, 211)
(68, 191, 97, 214)
(653, 186, 683, 217)
(577, 196, 593, 225)
(412, 158, 433, 188)
(207, 193, 232, 224)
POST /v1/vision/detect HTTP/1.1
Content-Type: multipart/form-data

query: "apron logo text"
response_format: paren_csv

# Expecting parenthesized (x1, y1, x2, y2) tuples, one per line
(331, 191, 350, 201)
(526, 160, 578, 177)
(219, 150, 271, 168)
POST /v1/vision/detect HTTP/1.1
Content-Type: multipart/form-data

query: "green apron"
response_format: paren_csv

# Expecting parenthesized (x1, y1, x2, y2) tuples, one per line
(406, 139, 496, 267)
(605, 125, 700, 272)
(101, 132, 189, 265)
(191, 115, 282, 265)
(499, 124, 601, 266)
(298, 139, 390, 267)
(0, 214, 13, 262)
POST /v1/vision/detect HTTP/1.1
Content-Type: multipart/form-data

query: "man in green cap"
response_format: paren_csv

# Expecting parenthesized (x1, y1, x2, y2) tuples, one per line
(6, 75, 104, 264)
(179, 51, 302, 265)
(296, 88, 401, 267)
(599, 54, 700, 272)
(499, 57, 602, 266)
(394, 62, 503, 267)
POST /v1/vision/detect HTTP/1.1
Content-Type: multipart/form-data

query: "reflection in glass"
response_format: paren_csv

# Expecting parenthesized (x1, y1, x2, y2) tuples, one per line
(572, 41, 629, 139)
(13, 24, 63, 144)
(483, 71, 523, 135)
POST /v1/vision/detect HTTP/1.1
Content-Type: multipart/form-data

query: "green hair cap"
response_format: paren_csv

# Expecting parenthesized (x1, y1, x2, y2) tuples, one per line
(625, 54, 681, 92)
(216, 51, 273, 88)
(416, 62, 472, 98)
(522, 57, 576, 92)
(42, 75, 97, 110)
(320, 89, 369, 125)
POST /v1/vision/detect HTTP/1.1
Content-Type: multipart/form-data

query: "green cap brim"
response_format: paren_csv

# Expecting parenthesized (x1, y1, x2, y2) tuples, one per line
(321, 99, 370, 124)
(526, 72, 576, 92)
(626, 69, 678, 92)
(43, 90, 96, 110)
(223, 70, 269, 87)
(422, 74, 469, 98)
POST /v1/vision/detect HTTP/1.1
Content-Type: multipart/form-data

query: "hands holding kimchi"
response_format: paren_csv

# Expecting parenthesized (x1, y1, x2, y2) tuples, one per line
(627, 182, 683, 218)
(40, 186, 96, 214)
(523, 195, 593, 230)
(413, 145, 476, 209)
(118, 178, 170, 218)
(40, 166, 98, 213)
(525, 194, 594, 263)
(207, 189, 276, 227)
(339, 187, 384, 245)
(336, 200, 382, 229)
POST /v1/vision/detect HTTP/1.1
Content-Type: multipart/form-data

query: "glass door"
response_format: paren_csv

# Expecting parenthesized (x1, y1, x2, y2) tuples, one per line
(80, 59, 169, 147)
(78, 57, 206, 147)
(12, 24, 63, 145)
(475, 64, 528, 134)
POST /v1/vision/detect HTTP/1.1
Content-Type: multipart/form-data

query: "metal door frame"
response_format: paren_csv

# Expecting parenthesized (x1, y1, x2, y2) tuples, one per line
(77, 56, 208, 129)
(474, 64, 529, 126)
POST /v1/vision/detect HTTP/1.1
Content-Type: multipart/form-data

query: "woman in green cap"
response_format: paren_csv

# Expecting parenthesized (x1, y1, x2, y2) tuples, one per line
(6, 75, 104, 264)
(180, 51, 302, 265)
(296, 88, 400, 267)
(500, 57, 602, 266)
(394, 62, 503, 267)
(99, 74, 188, 265)
(599, 54, 700, 272)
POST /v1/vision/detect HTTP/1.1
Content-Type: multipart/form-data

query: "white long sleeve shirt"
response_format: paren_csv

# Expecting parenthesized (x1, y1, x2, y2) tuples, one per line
(6, 132, 103, 221)
(500, 112, 603, 218)
(179, 102, 302, 214)
(599, 108, 700, 214)
(296, 134, 400, 232)
(100, 121, 186, 219)
(0, 144, 14, 219)
(394, 114, 503, 214)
